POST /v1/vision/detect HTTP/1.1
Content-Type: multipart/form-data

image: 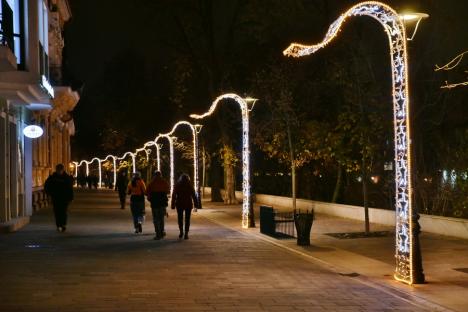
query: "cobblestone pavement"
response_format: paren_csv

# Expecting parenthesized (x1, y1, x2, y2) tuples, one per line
(0, 189, 447, 311)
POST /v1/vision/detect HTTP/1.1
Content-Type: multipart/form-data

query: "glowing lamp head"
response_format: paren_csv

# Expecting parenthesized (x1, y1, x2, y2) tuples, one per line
(244, 97, 258, 103)
(399, 12, 429, 21)
(23, 125, 44, 138)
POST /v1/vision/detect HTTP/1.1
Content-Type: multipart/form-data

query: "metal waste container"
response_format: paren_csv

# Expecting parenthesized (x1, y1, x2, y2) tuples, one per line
(294, 209, 314, 246)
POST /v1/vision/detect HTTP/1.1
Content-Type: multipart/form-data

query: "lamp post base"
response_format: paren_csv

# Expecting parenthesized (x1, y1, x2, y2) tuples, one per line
(412, 213, 425, 284)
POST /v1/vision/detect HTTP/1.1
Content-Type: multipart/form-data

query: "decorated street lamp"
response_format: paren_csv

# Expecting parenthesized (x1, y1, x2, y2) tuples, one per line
(136, 147, 152, 162)
(119, 151, 136, 174)
(90, 157, 102, 188)
(283, 1, 425, 284)
(143, 141, 163, 172)
(72, 161, 78, 181)
(78, 159, 90, 177)
(190, 93, 257, 229)
(102, 155, 118, 187)
(167, 121, 203, 208)
(136, 147, 152, 182)
(155, 143, 161, 171)
(155, 134, 176, 195)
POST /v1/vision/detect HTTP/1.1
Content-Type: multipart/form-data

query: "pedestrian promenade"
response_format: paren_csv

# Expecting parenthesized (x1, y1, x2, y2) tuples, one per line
(199, 200, 468, 312)
(0, 189, 462, 311)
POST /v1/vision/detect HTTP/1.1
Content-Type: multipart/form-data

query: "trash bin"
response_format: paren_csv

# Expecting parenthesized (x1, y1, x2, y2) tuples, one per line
(294, 209, 314, 246)
(260, 205, 275, 236)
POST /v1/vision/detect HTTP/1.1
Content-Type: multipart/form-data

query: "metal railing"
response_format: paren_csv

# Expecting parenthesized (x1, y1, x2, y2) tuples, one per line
(260, 206, 295, 239)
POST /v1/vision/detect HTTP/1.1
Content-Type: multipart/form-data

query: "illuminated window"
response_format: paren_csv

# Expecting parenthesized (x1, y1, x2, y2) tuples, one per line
(0, 0, 24, 67)
(38, 0, 48, 77)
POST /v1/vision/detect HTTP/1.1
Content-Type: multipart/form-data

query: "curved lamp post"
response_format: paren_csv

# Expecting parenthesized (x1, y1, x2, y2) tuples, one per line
(155, 134, 176, 195)
(283, 1, 423, 284)
(90, 157, 102, 188)
(190, 93, 257, 229)
(155, 143, 161, 171)
(167, 121, 203, 207)
(72, 161, 79, 185)
(136, 147, 152, 162)
(119, 151, 136, 174)
(102, 155, 118, 187)
(136, 147, 152, 182)
(143, 141, 162, 172)
(78, 160, 90, 177)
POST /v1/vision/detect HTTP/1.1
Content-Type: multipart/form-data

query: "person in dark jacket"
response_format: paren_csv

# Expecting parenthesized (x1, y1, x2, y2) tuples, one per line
(44, 164, 74, 232)
(115, 170, 129, 209)
(171, 173, 198, 239)
(146, 171, 170, 240)
(127, 172, 146, 233)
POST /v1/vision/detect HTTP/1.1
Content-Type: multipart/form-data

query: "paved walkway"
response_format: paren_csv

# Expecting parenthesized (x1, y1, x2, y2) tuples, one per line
(199, 200, 468, 312)
(0, 189, 460, 311)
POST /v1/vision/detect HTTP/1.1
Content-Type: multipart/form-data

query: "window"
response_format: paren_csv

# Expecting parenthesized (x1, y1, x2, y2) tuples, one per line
(13, 0, 25, 68)
(0, 0, 14, 50)
(38, 0, 48, 77)
(0, 0, 25, 68)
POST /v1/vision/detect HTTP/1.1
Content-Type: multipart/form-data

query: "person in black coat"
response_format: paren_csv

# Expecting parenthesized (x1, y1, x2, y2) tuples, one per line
(44, 164, 74, 232)
(115, 170, 129, 209)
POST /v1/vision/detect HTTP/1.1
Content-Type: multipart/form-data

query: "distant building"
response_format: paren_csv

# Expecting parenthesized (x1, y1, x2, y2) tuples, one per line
(0, 0, 78, 232)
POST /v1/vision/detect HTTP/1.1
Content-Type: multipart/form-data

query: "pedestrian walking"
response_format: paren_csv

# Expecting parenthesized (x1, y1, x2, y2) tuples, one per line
(91, 174, 98, 189)
(86, 175, 92, 189)
(44, 164, 74, 232)
(127, 172, 146, 233)
(171, 173, 198, 240)
(146, 171, 170, 240)
(115, 170, 129, 209)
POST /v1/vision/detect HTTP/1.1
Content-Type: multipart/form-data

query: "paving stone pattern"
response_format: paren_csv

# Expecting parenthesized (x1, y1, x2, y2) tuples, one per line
(0, 190, 432, 311)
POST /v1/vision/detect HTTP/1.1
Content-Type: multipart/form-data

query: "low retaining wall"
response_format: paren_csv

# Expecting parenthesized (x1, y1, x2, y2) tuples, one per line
(202, 187, 468, 239)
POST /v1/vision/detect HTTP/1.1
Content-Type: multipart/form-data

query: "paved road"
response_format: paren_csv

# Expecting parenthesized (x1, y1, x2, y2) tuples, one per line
(0, 189, 440, 311)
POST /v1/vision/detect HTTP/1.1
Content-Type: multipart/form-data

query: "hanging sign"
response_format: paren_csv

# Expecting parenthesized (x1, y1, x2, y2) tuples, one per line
(23, 125, 44, 138)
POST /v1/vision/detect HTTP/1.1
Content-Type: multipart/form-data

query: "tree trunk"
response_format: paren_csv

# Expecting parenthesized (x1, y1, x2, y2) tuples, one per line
(223, 145, 237, 204)
(202, 145, 206, 198)
(210, 156, 223, 202)
(362, 156, 370, 234)
(331, 165, 342, 203)
(224, 163, 237, 204)
(286, 121, 296, 210)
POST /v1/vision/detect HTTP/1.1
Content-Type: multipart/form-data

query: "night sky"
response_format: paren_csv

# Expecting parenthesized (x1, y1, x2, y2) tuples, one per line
(64, 0, 467, 159)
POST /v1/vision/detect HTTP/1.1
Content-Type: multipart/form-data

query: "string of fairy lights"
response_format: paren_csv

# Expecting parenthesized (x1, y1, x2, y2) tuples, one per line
(72, 1, 427, 285)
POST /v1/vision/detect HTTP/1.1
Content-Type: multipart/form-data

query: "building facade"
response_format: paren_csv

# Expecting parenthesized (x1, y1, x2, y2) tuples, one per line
(0, 0, 78, 232)
(32, 0, 78, 211)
